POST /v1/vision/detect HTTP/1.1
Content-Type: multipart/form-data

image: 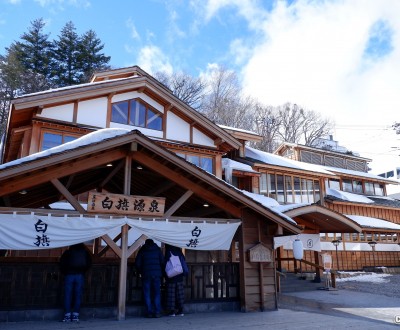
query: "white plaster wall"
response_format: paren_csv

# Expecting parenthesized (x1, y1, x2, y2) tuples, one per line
(38, 103, 74, 122)
(77, 98, 108, 127)
(109, 122, 163, 138)
(112, 91, 163, 113)
(166, 111, 190, 142)
(193, 127, 215, 148)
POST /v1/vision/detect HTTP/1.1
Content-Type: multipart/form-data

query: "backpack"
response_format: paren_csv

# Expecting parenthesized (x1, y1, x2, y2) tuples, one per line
(165, 252, 183, 278)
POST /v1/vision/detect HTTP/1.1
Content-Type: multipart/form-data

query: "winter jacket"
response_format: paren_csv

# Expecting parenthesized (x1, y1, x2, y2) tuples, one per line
(135, 239, 164, 279)
(60, 243, 92, 275)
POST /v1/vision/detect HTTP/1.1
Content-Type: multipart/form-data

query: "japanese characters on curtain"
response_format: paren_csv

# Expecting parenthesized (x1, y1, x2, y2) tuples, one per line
(0, 213, 240, 251)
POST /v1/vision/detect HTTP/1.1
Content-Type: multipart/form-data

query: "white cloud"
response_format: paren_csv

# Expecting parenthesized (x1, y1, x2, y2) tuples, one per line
(221, 0, 400, 173)
(126, 18, 141, 41)
(136, 45, 173, 75)
(195, 0, 400, 173)
(6, 0, 21, 4)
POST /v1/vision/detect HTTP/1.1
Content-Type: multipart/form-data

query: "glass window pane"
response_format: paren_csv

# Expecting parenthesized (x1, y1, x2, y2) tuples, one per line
(285, 175, 293, 203)
(111, 101, 129, 124)
(365, 182, 374, 195)
(187, 155, 200, 167)
(200, 157, 213, 173)
(301, 178, 308, 202)
(374, 183, 384, 196)
(276, 175, 284, 203)
(130, 100, 146, 127)
(64, 135, 77, 143)
(353, 180, 363, 194)
(260, 173, 267, 194)
(314, 180, 320, 203)
(294, 177, 302, 203)
(329, 179, 341, 190)
(147, 108, 163, 130)
(268, 174, 276, 200)
(342, 179, 352, 192)
(42, 132, 62, 150)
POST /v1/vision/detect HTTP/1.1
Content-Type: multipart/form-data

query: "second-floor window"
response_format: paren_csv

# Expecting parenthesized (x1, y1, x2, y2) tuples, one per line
(176, 152, 214, 174)
(111, 98, 163, 131)
(260, 173, 320, 204)
(41, 131, 78, 151)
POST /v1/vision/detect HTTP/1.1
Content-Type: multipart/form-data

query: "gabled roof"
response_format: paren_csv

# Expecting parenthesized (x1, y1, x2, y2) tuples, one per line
(0, 129, 301, 235)
(4, 66, 241, 162)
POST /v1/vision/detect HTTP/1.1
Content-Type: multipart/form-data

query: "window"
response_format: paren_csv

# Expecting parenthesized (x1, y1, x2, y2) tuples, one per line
(41, 132, 79, 151)
(328, 179, 340, 190)
(111, 98, 162, 131)
(374, 183, 384, 196)
(342, 179, 353, 192)
(175, 152, 214, 174)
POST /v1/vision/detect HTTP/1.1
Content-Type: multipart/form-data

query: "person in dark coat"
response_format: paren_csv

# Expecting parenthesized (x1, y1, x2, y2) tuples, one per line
(135, 238, 164, 318)
(164, 244, 188, 316)
(60, 243, 92, 322)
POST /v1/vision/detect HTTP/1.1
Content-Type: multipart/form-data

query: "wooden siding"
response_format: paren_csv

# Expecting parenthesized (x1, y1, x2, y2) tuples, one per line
(239, 209, 276, 312)
(326, 202, 400, 223)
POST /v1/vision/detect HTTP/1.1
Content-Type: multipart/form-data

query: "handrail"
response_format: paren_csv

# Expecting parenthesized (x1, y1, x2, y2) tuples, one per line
(276, 257, 337, 288)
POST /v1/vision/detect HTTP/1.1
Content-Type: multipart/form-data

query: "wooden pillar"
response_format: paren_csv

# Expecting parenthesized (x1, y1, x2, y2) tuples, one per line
(314, 251, 323, 282)
(117, 224, 129, 320)
(117, 155, 132, 320)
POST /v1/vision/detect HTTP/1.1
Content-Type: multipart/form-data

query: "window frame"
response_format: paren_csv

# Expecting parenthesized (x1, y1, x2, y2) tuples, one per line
(40, 130, 81, 151)
(111, 98, 163, 131)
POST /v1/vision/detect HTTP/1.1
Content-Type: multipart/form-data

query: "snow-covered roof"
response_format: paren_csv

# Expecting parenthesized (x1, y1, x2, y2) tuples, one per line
(346, 215, 400, 231)
(218, 124, 260, 136)
(239, 190, 297, 225)
(13, 76, 134, 99)
(246, 146, 335, 175)
(222, 158, 259, 173)
(326, 188, 375, 204)
(325, 166, 398, 183)
(0, 128, 132, 171)
(246, 146, 398, 184)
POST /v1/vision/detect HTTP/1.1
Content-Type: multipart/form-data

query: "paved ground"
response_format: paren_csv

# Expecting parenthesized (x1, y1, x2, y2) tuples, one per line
(1, 288, 400, 330)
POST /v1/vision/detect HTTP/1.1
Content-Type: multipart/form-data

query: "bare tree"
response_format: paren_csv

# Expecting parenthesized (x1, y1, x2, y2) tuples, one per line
(275, 103, 333, 146)
(199, 66, 256, 130)
(154, 71, 205, 110)
(251, 103, 281, 153)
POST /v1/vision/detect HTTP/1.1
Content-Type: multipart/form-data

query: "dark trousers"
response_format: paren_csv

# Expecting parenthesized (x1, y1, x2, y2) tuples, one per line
(64, 274, 84, 315)
(142, 276, 162, 316)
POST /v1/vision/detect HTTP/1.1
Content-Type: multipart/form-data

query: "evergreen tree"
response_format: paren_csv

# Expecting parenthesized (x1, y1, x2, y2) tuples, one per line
(78, 30, 111, 83)
(11, 18, 53, 83)
(52, 21, 81, 86)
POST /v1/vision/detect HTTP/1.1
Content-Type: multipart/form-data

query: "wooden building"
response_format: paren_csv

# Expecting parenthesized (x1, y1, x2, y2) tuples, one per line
(0, 66, 303, 321)
(1, 66, 399, 321)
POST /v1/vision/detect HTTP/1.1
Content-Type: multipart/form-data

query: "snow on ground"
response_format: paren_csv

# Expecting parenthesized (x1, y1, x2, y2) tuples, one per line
(336, 272, 392, 283)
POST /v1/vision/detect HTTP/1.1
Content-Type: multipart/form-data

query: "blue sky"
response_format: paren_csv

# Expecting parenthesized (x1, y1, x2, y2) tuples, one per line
(0, 0, 399, 176)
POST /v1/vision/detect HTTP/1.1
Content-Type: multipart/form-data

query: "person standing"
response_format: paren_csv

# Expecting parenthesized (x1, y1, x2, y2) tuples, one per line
(164, 244, 188, 317)
(135, 238, 164, 318)
(60, 243, 92, 322)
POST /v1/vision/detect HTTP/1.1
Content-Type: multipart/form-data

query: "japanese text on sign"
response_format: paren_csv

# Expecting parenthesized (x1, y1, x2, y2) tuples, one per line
(33, 219, 51, 247)
(87, 192, 165, 216)
(186, 226, 202, 248)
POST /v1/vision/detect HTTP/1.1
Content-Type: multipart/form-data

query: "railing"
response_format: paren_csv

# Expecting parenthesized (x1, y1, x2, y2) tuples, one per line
(0, 260, 240, 310)
(277, 257, 336, 289)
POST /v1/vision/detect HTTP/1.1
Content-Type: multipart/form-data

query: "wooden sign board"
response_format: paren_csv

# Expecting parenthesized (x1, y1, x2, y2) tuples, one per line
(87, 192, 165, 217)
(248, 243, 273, 263)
